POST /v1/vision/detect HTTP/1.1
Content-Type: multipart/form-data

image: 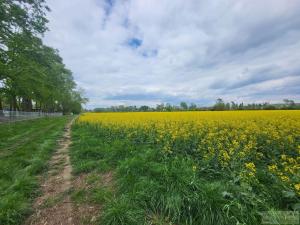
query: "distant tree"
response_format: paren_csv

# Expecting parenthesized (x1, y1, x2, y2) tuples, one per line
(94, 108, 105, 112)
(213, 98, 225, 111)
(127, 105, 137, 111)
(283, 99, 295, 109)
(238, 103, 244, 110)
(225, 103, 231, 110)
(139, 105, 150, 111)
(165, 103, 173, 111)
(231, 101, 238, 110)
(180, 102, 188, 110)
(92, 98, 300, 113)
(189, 103, 197, 110)
(265, 105, 276, 110)
(156, 103, 165, 111)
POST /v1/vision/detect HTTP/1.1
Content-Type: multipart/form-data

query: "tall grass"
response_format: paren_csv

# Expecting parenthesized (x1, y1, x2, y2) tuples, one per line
(0, 117, 71, 224)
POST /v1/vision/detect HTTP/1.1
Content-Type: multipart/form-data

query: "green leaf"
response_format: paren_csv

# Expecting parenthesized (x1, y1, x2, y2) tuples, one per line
(282, 190, 296, 199)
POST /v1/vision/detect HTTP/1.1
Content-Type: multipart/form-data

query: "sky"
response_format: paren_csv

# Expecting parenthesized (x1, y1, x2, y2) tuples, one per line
(43, 0, 300, 109)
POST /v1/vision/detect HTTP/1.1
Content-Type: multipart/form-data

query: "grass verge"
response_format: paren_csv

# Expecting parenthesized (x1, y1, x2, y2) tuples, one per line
(0, 116, 71, 225)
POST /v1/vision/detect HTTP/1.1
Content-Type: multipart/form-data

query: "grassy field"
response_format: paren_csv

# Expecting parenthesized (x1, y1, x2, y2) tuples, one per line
(0, 117, 71, 225)
(71, 111, 300, 225)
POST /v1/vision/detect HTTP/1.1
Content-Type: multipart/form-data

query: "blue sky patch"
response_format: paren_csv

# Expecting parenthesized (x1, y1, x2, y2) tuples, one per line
(127, 38, 142, 48)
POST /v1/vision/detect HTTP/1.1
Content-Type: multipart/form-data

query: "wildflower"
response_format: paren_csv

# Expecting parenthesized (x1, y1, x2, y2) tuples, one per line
(192, 165, 197, 172)
(79, 111, 300, 191)
(245, 162, 256, 172)
(222, 151, 230, 161)
(248, 172, 255, 177)
(280, 175, 290, 182)
(268, 164, 277, 173)
(281, 154, 287, 160)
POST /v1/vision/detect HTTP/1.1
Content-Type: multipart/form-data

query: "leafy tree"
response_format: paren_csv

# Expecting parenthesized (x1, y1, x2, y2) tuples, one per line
(213, 98, 225, 111)
(0, 0, 86, 114)
(283, 99, 295, 109)
(180, 101, 188, 110)
(189, 103, 197, 110)
(139, 105, 150, 111)
(156, 103, 165, 111)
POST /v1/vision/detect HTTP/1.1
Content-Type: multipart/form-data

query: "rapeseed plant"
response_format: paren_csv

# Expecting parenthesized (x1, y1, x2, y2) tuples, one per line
(74, 110, 300, 224)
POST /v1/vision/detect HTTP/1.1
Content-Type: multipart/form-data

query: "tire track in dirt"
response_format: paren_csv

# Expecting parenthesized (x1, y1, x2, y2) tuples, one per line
(25, 118, 76, 225)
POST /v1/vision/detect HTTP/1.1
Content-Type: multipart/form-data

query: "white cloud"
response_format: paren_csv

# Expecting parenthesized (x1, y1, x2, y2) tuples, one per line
(44, 0, 300, 108)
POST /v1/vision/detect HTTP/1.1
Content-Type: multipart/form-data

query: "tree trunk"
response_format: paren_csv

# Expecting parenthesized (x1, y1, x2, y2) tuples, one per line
(0, 96, 3, 116)
(21, 97, 33, 111)
(12, 96, 18, 111)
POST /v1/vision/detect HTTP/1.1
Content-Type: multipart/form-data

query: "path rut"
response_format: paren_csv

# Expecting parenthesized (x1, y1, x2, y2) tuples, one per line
(25, 119, 75, 225)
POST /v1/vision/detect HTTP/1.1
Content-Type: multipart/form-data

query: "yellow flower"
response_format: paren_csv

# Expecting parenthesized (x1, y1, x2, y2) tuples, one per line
(248, 172, 255, 177)
(192, 165, 197, 172)
(78, 111, 300, 190)
(280, 175, 290, 182)
(245, 162, 256, 172)
(222, 151, 230, 161)
(238, 151, 246, 158)
(281, 154, 287, 160)
(268, 164, 277, 173)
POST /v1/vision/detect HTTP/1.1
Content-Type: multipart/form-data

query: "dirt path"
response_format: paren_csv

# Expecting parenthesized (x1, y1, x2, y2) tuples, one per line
(26, 118, 75, 225)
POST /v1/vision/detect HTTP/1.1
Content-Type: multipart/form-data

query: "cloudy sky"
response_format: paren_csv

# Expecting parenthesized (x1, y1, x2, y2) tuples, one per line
(44, 0, 300, 109)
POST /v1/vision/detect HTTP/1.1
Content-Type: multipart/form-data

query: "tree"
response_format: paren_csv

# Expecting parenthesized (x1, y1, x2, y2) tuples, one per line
(238, 103, 244, 110)
(225, 103, 230, 110)
(165, 103, 173, 111)
(213, 98, 225, 111)
(180, 101, 188, 110)
(156, 103, 165, 111)
(189, 103, 197, 110)
(139, 105, 150, 111)
(231, 101, 238, 110)
(0, 0, 49, 82)
(0, 1, 86, 114)
(283, 99, 295, 109)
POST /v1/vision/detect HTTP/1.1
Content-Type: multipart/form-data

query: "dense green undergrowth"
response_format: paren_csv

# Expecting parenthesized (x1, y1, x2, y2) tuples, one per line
(71, 122, 299, 225)
(0, 117, 71, 224)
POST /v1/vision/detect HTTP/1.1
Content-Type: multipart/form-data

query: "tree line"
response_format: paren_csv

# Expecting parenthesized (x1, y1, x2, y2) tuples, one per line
(0, 0, 86, 114)
(211, 98, 299, 111)
(93, 99, 299, 112)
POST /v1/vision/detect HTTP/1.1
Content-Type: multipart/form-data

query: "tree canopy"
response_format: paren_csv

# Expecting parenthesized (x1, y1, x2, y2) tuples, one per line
(0, 0, 86, 114)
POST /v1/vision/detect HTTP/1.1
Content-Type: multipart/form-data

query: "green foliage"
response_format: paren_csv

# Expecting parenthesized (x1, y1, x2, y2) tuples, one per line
(93, 99, 300, 112)
(101, 196, 145, 225)
(69, 122, 295, 225)
(0, 116, 70, 224)
(90, 187, 113, 204)
(0, 0, 86, 114)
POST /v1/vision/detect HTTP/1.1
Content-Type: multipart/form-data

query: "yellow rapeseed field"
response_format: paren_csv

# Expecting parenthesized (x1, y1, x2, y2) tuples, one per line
(78, 110, 300, 195)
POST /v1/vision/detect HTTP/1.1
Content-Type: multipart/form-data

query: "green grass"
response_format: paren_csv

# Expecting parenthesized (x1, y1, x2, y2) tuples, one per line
(70, 122, 300, 225)
(0, 116, 71, 225)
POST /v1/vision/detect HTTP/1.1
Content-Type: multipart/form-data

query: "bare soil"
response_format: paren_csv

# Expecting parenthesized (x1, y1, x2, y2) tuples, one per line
(25, 118, 108, 225)
(25, 119, 74, 225)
